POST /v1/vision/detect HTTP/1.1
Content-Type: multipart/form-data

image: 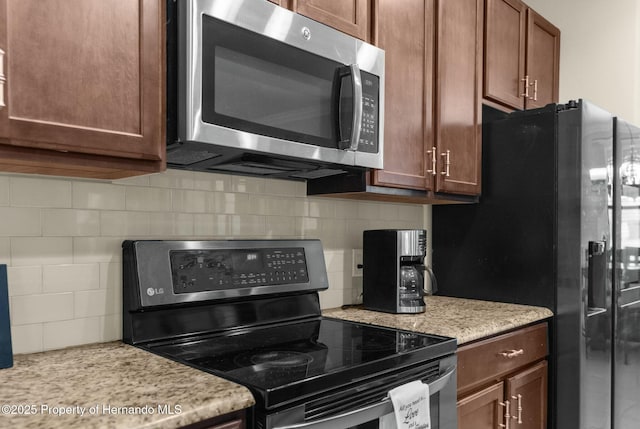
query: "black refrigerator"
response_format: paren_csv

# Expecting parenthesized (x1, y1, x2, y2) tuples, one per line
(433, 100, 640, 429)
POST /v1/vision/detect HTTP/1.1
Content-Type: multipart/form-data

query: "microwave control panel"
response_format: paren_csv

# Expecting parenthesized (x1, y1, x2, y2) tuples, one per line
(169, 247, 309, 294)
(358, 71, 380, 154)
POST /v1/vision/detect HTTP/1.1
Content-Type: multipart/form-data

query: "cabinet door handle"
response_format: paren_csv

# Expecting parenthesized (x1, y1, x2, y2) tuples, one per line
(499, 349, 524, 358)
(440, 150, 450, 177)
(0, 49, 5, 110)
(499, 400, 511, 429)
(426, 147, 437, 176)
(529, 79, 538, 101)
(511, 394, 523, 424)
(520, 75, 530, 98)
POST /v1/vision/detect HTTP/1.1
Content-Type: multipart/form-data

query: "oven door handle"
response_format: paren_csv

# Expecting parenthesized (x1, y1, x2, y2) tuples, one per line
(273, 365, 456, 429)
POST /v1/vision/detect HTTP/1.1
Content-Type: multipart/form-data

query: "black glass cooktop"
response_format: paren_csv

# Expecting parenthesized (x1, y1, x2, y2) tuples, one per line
(148, 317, 455, 409)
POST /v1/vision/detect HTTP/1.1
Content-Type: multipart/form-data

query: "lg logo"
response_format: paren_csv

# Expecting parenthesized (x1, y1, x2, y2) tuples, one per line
(146, 287, 164, 296)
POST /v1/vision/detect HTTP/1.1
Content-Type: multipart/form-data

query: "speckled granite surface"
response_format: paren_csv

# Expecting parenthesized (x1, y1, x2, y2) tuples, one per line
(323, 295, 553, 344)
(0, 342, 254, 429)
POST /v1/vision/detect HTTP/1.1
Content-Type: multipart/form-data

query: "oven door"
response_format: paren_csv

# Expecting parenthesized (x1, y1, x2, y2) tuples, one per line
(266, 355, 457, 429)
(178, 0, 384, 169)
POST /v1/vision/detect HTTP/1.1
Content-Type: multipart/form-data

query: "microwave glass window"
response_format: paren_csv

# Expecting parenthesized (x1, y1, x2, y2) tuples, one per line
(202, 15, 346, 149)
(214, 46, 333, 140)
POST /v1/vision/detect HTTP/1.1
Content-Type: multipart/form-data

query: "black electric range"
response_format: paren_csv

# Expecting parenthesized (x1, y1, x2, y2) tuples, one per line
(123, 240, 457, 429)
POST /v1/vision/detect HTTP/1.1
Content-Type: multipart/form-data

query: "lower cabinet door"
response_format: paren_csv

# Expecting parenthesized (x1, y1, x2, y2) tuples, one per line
(506, 360, 548, 429)
(458, 381, 505, 429)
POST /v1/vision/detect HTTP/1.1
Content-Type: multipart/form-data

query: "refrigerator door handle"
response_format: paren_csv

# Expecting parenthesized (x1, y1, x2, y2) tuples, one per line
(587, 240, 607, 315)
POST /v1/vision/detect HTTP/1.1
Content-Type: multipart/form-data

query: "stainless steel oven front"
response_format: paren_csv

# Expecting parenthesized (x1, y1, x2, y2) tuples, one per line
(171, 0, 385, 176)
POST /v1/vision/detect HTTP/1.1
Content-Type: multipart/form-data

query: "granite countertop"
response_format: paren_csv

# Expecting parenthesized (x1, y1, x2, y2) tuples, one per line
(0, 342, 254, 429)
(323, 295, 553, 344)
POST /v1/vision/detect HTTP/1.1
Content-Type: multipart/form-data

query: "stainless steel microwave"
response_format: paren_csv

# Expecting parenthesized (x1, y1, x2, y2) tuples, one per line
(166, 0, 385, 180)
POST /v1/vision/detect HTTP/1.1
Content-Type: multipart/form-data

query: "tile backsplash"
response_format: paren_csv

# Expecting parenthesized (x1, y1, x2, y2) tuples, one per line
(1, 169, 426, 354)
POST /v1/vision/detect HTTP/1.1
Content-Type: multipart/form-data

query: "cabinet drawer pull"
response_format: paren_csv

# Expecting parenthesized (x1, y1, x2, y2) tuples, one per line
(499, 400, 511, 429)
(499, 349, 524, 358)
(440, 150, 450, 176)
(0, 49, 5, 110)
(511, 394, 523, 424)
(427, 147, 437, 176)
(520, 75, 530, 98)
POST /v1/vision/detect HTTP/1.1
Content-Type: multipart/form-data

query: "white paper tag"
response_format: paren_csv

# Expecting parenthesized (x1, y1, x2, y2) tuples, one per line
(386, 380, 431, 429)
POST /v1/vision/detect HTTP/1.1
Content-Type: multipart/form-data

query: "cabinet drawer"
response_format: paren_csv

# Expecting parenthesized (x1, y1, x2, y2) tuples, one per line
(457, 323, 548, 394)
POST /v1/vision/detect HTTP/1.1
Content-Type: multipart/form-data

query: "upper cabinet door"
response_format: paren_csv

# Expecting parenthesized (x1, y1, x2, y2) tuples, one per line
(371, 0, 434, 191)
(525, 9, 560, 109)
(484, 0, 527, 110)
(293, 0, 371, 42)
(0, 0, 164, 162)
(435, 0, 483, 195)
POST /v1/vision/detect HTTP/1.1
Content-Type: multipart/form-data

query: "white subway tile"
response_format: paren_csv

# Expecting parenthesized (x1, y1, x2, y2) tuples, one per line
(248, 195, 267, 215)
(264, 178, 305, 197)
(230, 215, 266, 237)
(172, 189, 207, 213)
(357, 202, 381, 220)
(100, 262, 122, 290)
(101, 211, 149, 236)
(207, 192, 250, 214)
(328, 271, 345, 290)
(42, 209, 100, 236)
(380, 204, 400, 220)
(0, 207, 41, 236)
(111, 175, 150, 186)
(43, 317, 101, 351)
(43, 264, 100, 293)
(335, 200, 359, 219)
(194, 214, 229, 237)
(324, 250, 345, 273)
(73, 237, 122, 263)
(231, 176, 265, 194)
(100, 314, 122, 342)
(11, 238, 73, 266)
(0, 175, 9, 206)
(300, 217, 321, 238)
(147, 212, 194, 237)
(74, 287, 121, 317)
(124, 187, 172, 212)
(7, 266, 42, 296)
(265, 216, 297, 237)
(0, 239, 9, 265)
(321, 219, 348, 249)
(193, 171, 230, 192)
(318, 288, 343, 310)
(308, 199, 335, 218)
(264, 196, 297, 217)
(72, 181, 126, 210)
(149, 169, 195, 189)
(11, 293, 74, 324)
(398, 204, 424, 221)
(10, 177, 72, 208)
(10, 323, 43, 354)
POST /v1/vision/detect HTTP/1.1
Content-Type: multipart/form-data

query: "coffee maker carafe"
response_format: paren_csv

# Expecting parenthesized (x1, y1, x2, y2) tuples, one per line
(362, 229, 436, 314)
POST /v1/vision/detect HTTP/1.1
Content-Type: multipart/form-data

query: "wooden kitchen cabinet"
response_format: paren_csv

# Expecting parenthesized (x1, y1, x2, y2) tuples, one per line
(370, 0, 435, 191)
(372, 0, 482, 196)
(0, 0, 165, 179)
(182, 410, 247, 429)
(484, 0, 560, 111)
(433, 0, 483, 195)
(272, 0, 372, 42)
(457, 323, 549, 429)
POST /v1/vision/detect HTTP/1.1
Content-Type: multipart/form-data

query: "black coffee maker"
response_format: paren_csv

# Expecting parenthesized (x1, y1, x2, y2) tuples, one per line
(362, 229, 437, 314)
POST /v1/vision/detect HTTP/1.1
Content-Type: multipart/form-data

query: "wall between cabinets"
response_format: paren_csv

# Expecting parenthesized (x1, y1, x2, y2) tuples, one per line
(0, 170, 427, 354)
(526, 0, 640, 125)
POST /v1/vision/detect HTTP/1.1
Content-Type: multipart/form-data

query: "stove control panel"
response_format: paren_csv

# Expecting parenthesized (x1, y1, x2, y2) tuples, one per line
(170, 247, 309, 293)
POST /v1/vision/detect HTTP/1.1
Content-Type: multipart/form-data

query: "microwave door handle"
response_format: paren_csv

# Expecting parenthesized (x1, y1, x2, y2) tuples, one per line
(337, 64, 363, 151)
(273, 366, 456, 429)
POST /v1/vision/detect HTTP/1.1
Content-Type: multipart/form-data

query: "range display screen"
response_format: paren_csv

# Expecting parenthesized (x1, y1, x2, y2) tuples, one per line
(170, 247, 308, 294)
